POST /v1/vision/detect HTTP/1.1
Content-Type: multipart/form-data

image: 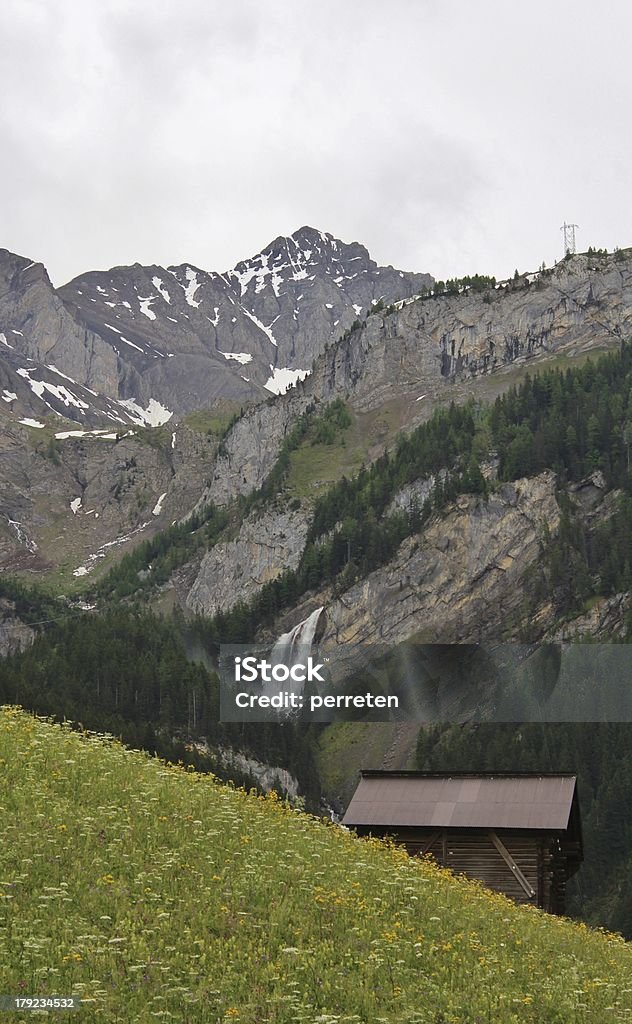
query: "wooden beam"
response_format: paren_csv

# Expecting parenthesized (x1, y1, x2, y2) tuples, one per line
(489, 831, 536, 899)
(420, 830, 442, 856)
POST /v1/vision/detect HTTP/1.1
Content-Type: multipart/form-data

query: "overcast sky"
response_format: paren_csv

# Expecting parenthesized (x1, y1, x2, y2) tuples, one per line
(1, 0, 630, 286)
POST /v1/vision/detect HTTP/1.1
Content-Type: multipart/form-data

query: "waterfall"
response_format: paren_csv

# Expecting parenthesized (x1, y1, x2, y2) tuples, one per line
(271, 606, 324, 667)
(264, 606, 325, 713)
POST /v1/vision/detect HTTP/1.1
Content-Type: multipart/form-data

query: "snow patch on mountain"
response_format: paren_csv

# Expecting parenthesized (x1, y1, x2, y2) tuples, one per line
(242, 308, 279, 347)
(264, 366, 311, 395)
(138, 296, 157, 320)
(72, 519, 152, 577)
(16, 367, 89, 411)
(117, 397, 173, 426)
(183, 268, 201, 308)
(219, 351, 253, 365)
(152, 277, 171, 304)
(55, 428, 122, 440)
(119, 335, 145, 353)
(152, 492, 167, 516)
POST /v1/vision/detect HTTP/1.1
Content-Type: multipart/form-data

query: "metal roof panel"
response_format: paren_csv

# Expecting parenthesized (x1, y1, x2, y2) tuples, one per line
(342, 773, 577, 831)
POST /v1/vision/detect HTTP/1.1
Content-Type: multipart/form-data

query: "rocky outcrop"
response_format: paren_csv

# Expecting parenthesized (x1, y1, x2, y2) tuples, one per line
(261, 472, 560, 653)
(0, 420, 217, 577)
(0, 600, 35, 656)
(321, 472, 559, 646)
(387, 472, 447, 516)
(551, 593, 630, 641)
(217, 749, 299, 799)
(312, 252, 632, 410)
(0, 249, 118, 395)
(187, 504, 310, 616)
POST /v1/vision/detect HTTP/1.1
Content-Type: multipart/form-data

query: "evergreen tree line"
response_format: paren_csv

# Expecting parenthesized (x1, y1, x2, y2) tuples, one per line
(418, 273, 497, 299)
(0, 578, 68, 628)
(490, 342, 632, 489)
(0, 607, 321, 806)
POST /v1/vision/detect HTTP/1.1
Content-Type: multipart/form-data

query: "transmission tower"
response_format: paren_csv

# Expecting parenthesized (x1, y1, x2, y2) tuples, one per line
(560, 222, 578, 257)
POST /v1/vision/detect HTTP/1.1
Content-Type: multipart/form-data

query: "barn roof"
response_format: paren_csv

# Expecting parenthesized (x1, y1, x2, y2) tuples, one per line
(342, 771, 580, 832)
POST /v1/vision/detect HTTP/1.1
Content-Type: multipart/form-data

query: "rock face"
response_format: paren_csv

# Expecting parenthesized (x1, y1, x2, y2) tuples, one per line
(0, 250, 119, 395)
(205, 251, 632, 506)
(187, 504, 310, 616)
(312, 252, 632, 411)
(55, 226, 430, 413)
(0, 600, 35, 656)
(552, 593, 630, 641)
(319, 473, 560, 647)
(405, 255, 630, 375)
(0, 420, 217, 577)
(268, 472, 556, 651)
(217, 749, 299, 799)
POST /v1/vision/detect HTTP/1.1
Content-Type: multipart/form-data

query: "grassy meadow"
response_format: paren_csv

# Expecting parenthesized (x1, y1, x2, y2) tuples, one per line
(0, 706, 630, 1023)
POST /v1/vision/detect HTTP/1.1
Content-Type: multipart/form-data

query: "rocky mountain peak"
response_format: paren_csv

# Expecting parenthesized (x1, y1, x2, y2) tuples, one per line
(226, 226, 376, 304)
(0, 248, 50, 296)
(0, 230, 432, 425)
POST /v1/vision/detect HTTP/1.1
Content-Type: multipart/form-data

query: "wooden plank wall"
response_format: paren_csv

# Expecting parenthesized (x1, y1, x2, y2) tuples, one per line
(355, 826, 566, 912)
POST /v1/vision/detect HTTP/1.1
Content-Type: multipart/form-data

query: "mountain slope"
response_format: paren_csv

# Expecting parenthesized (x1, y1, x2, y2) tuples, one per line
(0, 250, 118, 395)
(4, 339, 632, 937)
(1, 229, 430, 427)
(0, 417, 220, 579)
(53, 226, 431, 411)
(196, 249, 632, 510)
(1, 707, 630, 1023)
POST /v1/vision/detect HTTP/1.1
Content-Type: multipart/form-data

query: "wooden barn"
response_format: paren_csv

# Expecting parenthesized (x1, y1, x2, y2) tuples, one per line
(342, 771, 583, 914)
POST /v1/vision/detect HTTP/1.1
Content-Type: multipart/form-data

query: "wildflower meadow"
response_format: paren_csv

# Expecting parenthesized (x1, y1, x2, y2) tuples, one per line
(0, 706, 630, 1022)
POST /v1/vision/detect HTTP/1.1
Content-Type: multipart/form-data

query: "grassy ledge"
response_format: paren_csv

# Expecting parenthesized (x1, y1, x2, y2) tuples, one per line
(0, 708, 630, 1023)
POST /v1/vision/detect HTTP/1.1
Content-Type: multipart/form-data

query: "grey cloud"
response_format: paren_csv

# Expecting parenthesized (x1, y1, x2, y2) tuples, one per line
(1, 0, 631, 285)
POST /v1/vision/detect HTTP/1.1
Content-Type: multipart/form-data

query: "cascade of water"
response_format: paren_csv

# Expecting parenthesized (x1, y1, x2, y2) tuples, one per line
(271, 606, 324, 668)
(263, 606, 325, 711)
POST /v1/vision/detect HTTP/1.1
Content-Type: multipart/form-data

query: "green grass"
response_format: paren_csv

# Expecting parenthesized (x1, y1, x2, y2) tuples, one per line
(130, 425, 173, 451)
(285, 401, 417, 499)
(314, 722, 397, 805)
(1, 708, 630, 1023)
(286, 438, 362, 498)
(183, 401, 244, 437)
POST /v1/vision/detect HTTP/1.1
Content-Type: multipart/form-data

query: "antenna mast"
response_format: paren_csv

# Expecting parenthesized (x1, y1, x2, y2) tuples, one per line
(560, 222, 578, 257)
